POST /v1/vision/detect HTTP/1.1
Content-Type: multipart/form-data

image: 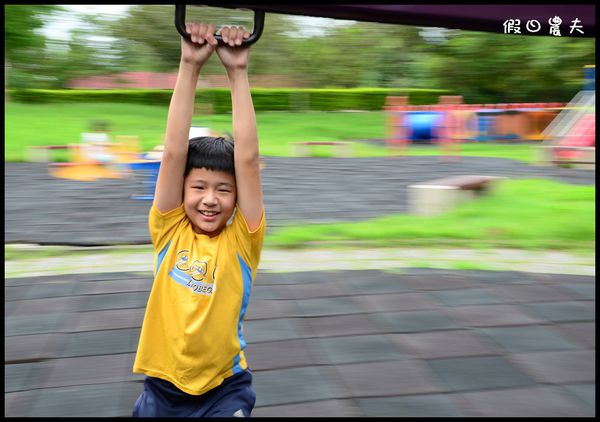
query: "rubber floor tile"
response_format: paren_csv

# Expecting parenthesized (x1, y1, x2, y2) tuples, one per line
(507, 350, 596, 384)
(333, 360, 446, 397)
(453, 385, 592, 417)
(253, 399, 362, 417)
(356, 394, 464, 417)
(308, 334, 407, 365)
(253, 366, 343, 407)
(427, 355, 535, 391)
(478, 326, 580, 353)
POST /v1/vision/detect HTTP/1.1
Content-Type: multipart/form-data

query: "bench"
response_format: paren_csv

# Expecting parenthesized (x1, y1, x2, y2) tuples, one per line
(292, 141, 353, 157)
(408, 175, 504, 215)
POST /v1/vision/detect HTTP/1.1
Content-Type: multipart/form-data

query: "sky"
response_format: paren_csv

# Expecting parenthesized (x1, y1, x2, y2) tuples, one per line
(41, 5, 132, 40)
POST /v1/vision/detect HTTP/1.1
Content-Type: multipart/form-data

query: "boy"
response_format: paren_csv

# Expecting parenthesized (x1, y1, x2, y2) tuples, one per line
(132, 22, 265, 417)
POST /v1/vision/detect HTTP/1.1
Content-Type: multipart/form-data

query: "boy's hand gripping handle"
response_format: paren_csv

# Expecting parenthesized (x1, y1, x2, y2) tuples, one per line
(175, 5, 265, 46)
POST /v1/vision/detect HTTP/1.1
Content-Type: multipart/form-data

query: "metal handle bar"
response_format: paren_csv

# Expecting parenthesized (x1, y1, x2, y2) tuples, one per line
(175, 5, 264, 46)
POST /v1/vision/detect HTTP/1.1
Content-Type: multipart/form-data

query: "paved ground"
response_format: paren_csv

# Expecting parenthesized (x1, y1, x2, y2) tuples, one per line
(5, 268, 595, 417)
(5, 155, 595, 245)
(4, 156, 595, 416)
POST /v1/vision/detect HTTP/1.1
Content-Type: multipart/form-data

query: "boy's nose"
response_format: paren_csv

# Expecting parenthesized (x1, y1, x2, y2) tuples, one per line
(202, 190, 217, 205)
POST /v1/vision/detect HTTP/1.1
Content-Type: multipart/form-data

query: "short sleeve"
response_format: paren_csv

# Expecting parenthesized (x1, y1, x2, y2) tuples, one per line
(229, 207, 266, 269)
(148, 204, 187, 250)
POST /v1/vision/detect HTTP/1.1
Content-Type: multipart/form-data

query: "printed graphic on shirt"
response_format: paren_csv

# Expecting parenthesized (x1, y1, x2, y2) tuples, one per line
(168, 249, 217, 295)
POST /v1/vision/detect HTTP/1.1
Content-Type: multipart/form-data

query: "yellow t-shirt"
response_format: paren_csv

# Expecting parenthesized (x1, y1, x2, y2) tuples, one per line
(133, 203, 266, 395)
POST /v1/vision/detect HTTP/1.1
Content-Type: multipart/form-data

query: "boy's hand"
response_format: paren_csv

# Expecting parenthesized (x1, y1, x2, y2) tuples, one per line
(216, 26, 251, 72)
(182, 22, 219, 67)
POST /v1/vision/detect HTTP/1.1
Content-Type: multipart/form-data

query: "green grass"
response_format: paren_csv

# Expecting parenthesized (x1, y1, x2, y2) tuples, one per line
(5, 102, 539, 162)
(5, 102, 593, 255)
(265, 178, 595, 253)
(447, 260, 500, 271)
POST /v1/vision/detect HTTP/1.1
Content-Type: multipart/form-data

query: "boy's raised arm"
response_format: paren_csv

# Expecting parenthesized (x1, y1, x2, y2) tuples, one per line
(216, 27, 264, 232)
(153, 24, 218, 213)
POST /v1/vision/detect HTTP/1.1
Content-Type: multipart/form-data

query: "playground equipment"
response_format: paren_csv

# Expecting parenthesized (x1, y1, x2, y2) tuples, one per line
(553, 114, 595, 161)
(177, 4, 593, 155)
(538, 65, 595, 169)
(30, 119, 144, 182)
(406, 111, 444, 142)
(38, 134, 143, 182)
(129, 127, 217, 200)
(175, 5, 264, 46)
(386, 96, 465, 160)
(386, 100, 566, 146)
(37, 124, 222, 198)
(186, 4, 594, 38)
(129, 159, 162, 200)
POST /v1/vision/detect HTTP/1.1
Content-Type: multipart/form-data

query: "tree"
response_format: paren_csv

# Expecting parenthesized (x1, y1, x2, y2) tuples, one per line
(5, 5, 59, 62)
(5, 5, 594, 99)
(108, 5, 304, 77)
(5, 5, 62, 89)
(414, 30, 595, 103)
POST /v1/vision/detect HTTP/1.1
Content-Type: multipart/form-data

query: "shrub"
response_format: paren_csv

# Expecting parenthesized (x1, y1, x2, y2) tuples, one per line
(7, 88, 455, 111)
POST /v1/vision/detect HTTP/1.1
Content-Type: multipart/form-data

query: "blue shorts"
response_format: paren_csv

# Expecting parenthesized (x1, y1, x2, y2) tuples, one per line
(132, 370, 256, 417)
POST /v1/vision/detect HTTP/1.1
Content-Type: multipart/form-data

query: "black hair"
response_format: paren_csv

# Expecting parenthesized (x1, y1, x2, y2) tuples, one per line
(185, 136, 235, 177)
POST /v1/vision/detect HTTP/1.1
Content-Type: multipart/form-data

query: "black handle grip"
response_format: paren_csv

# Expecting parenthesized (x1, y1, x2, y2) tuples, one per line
(175, 5, 264, 46)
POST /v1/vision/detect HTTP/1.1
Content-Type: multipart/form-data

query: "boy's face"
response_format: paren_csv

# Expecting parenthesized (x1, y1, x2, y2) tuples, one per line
(183, 167, 237, 237)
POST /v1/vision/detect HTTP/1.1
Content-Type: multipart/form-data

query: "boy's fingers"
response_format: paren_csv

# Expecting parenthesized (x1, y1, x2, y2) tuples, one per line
(206, 24, 218, 46)
(228, 27, 238, 46)
(221, 26, 239, 46)
(237, 26, 249, 41)
(219, 27, 230, 44)
(183, 22, 219, 50)
(196, 23, 208, 44)
(188, 22, 197, 42)
(230, 27, 238, 46)
(218, 25, 250, 46)
(189, 23, 201, 43)
(235, 27, 244, 46)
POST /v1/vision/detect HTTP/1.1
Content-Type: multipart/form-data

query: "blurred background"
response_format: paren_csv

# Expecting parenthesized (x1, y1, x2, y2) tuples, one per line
(4, 4, 596, 248)
(4, 4, 596, 418)
(4, 5, 595, 94)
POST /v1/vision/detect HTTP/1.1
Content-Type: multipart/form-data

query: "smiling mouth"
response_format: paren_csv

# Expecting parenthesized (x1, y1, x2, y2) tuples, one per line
(199, 210, 219, 217)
